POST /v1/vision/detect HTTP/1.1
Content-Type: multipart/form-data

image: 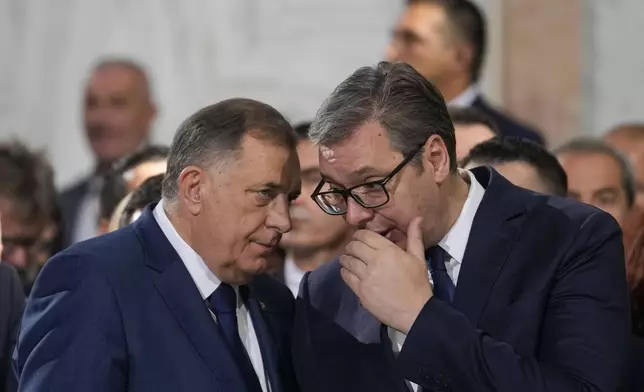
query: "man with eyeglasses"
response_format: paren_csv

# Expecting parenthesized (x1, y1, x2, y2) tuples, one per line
(291, 62, 629, 392)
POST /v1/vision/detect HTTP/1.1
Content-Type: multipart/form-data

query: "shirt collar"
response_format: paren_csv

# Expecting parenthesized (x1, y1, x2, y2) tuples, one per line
(153, 201, 221, 299)
(448, 84, 480, 108)
(438, 170, 485, 264)
(284, 252, 307, 296)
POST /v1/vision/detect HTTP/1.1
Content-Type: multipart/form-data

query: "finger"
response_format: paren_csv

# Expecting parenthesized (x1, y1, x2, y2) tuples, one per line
(406, 217, 425, 261)
(352, 229, 389, 248)
(344, 240, 376, 262)
(339, 254, 368, 279)
(340, 266, 361, 294)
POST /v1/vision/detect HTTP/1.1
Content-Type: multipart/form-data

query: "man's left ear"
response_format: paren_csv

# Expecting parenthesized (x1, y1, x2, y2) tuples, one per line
(423, 134, 451, 183)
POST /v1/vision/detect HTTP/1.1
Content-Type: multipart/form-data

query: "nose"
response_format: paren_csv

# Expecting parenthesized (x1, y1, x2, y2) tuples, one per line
(266, 196, 293, 234)
(344, 198, 374, 227)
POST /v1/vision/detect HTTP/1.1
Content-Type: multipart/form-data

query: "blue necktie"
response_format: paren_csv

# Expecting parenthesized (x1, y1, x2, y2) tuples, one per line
(207, 283, 263, 392)
(426, 246, 455, 303)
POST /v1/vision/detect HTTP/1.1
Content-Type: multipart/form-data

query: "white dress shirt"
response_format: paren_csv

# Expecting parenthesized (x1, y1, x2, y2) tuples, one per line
(71, 176, 103, 244)
(284, 253, 307, 297)
(448, 84, 480, 108)
(153, 201, 270, 392)
(389, 170, 485, 392)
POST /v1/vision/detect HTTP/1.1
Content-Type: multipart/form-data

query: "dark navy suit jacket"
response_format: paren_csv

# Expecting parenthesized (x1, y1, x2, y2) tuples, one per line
(472, 96, 545, 145)
(292, 166, 630, 392)
(14, 205, 299, 392)
(0, 264, 24, 392)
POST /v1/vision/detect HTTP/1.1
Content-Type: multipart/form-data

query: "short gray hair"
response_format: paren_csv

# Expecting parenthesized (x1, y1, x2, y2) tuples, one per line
(90, 57, 154, 100)
(162, 98, 296, 200)
(309, 61, 457, 170)
(554, 137, 635, 207)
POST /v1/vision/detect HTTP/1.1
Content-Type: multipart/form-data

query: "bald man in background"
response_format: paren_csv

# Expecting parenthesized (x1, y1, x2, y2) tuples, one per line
(59, 59, 157, 247)
(605, 124, 644, 209)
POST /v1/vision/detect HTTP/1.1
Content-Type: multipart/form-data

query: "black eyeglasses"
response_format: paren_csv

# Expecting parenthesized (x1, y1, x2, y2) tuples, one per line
(311, 142, 425, 215)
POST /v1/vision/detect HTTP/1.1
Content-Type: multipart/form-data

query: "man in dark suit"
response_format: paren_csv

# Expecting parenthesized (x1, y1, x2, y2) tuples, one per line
(15, 99, 301, 391)
(292, 62, 629, 392)
(386, 0, 544, 144)
(461, 136, 568, 197)
(59, 58, 157, 247)
(0, 263, 24, 392)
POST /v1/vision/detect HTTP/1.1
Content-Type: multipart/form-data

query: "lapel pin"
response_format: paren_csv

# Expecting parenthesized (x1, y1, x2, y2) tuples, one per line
(259, 301, 266, 310)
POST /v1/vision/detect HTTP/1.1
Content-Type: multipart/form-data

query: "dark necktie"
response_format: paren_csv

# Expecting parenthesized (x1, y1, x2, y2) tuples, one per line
(426, 246, 455, 303)
(207, 283, 263, 392)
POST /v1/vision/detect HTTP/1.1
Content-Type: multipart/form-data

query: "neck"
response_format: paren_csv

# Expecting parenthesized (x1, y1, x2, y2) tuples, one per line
(290, 239, 349, 272)
(430, 171, 471, 245)
(438, 74, 473, 103)
(164, 201, 198, 253)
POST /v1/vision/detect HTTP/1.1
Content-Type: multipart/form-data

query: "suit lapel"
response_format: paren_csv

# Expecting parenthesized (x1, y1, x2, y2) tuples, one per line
(453, 167, 532, 325)
(245, 291, 283, 392)
(133, 205, 246, 390)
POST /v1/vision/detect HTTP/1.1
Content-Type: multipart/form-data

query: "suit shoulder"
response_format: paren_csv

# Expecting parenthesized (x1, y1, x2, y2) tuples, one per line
(299, 259, 344, 305)
(41, 227, 144, 285)
(533, 194, 622, 249)
(475, 98, 544, 143)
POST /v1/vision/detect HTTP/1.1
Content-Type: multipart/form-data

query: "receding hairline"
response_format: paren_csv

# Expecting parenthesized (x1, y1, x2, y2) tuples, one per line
(88, 58, 153, 101)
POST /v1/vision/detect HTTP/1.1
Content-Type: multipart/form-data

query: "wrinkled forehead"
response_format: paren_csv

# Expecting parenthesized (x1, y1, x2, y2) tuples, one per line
(317, 124, 402, 186)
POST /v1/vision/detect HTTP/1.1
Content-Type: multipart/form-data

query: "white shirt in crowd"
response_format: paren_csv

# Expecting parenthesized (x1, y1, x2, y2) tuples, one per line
(71, 177, 103, 244)
(284, 254, 307, 297)
(389, 170, 485, 392)
(448, 84, 479, 108)
(153, 201, 270, 392)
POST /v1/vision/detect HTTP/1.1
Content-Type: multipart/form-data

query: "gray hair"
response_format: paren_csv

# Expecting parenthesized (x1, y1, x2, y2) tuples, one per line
(554, 137, 635, 207)
(162, 98, 296, 200)
(90, 57, 154, 101)
(309, 61, 457, 170)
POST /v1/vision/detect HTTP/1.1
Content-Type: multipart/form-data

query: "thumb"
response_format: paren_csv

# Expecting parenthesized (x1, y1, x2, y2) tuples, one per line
(406, 217, 425, 261)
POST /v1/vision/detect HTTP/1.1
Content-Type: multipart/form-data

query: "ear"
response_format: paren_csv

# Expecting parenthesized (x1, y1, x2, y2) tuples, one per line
(422, 134, 452, 184)
(178, 165, 205, 215)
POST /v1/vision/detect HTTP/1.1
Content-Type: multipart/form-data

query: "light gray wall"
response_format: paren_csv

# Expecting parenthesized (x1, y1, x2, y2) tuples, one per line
(586, 0, 644, 135)
(0, 0, 502, 188)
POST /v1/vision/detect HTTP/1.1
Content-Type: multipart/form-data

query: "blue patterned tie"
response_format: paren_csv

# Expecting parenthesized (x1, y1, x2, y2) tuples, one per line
(207, 283, 263, 392)
(426, 246, 455, 303)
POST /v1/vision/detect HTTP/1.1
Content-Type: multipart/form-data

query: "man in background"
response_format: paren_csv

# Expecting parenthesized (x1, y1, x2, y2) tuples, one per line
(59, 58, 157, 247)
(605, 123, 644, 209)
(278, 123, 354, 295)
(15, 99, 301, 392)
(112, 174, 164, 230)
(555, 138, 634, 228)
(462, 136, 567, 196)
(292, 62, 628, 392)
(449, 107, 498, 163)
(386, 0, 543, 144)
(0, 142, 59, 293)
(98, 145, 169, 234)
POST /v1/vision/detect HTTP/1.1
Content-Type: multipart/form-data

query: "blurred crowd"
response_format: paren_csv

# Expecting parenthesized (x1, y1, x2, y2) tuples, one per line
(1, 0, 644, 391)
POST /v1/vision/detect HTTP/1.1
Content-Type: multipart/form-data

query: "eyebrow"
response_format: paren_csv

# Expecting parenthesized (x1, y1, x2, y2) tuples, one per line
(321, 166, 387, 187)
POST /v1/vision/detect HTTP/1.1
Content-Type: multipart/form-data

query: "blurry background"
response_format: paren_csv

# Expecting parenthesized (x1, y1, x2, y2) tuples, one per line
(0, 0, 642, 187)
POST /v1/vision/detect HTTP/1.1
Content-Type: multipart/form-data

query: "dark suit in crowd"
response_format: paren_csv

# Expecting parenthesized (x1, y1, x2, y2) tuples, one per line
(58, 177, 91, 248)
(472, 96, 545, 145)
(0, 264, 24, 392)
(292, 166, 629, 392)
